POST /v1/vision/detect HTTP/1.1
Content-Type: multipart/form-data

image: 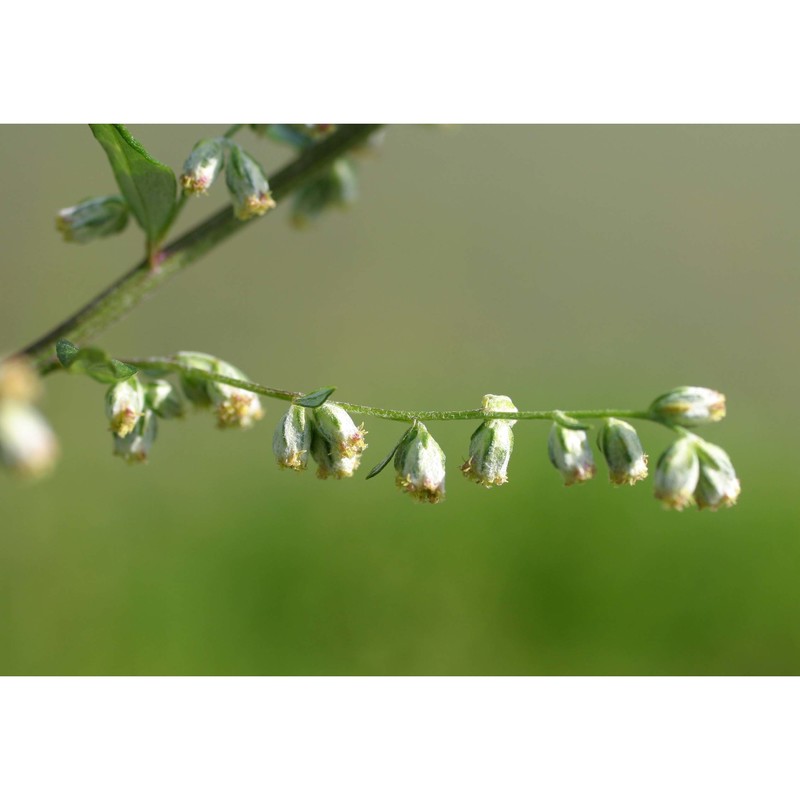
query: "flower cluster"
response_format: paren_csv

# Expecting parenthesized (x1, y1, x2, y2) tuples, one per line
(180, 139, 275, 220)
(273, 402, 367, 479)
(105, 352, 263, 464)
(0, 359, 59, 477)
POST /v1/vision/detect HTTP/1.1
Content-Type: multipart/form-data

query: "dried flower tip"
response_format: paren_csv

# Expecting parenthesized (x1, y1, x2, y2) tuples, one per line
(653, 436, 700, 510)
(462, 394, 518, 488)
(394, 422, 446, 503)
(597, 418, 648, 486)
(649, 387, 726, 427)
(0, 401, 59, 478)
(145, 379, 184, 420)
(105, 376, 145, 438)
(55, 195, 129, 243)
(548, 423, 596, 486)
(174, 352, 263, 429)
(225, 144, 276, 220)
(0, 359, 41, 404)
(694, 439, 741, 510)
(113, 409, 157, 464)
(312, 403, 367, 460)
(180, 139, 224, 195)
(273, 405, 312, 471)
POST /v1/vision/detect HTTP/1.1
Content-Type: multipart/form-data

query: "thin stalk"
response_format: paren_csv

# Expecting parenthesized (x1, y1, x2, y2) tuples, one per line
(18, 125, 383, 371)
(127, 357, 660, 426)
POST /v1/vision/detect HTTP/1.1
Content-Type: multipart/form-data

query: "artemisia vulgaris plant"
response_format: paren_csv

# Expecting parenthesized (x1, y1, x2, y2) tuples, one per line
(0, 125, 740, 511)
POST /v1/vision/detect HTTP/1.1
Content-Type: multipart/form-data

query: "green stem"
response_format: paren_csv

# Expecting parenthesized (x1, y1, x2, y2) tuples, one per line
(17, 125, 383, 372)
(222, 124, 244, 139)
(128, 357, 659, 426)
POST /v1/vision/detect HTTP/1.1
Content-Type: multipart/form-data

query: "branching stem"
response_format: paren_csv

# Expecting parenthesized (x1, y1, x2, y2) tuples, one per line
(17, 125, 383, 372)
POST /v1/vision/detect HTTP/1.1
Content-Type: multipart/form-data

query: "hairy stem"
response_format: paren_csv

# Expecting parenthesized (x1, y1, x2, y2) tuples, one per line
(128, 357, 658, 426)
(18, 124, 383, 371)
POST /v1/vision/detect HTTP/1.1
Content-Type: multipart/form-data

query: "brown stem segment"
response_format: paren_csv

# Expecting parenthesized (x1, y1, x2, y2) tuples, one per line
(18, 125, 383, 372)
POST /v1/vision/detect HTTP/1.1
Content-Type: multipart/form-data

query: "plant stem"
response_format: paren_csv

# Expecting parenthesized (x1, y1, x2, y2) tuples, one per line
(127, 357, 659, 426)
(18, 124, 383, 372)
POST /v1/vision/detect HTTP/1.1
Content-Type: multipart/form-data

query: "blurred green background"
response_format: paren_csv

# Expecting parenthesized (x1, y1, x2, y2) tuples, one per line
(0, 125, 797, 675)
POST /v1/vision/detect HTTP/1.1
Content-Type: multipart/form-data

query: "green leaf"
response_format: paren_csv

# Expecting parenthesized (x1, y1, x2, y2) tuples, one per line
(56, 338, 80, 368)
(366, 423, 416, 480)
(90, 124, 177, 249)
(295, 386, 336, 408)
(55, 340, 138, 384)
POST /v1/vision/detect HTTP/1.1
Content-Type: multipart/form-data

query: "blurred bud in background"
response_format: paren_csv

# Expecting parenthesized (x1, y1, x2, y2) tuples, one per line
(55, 196, 129, 243)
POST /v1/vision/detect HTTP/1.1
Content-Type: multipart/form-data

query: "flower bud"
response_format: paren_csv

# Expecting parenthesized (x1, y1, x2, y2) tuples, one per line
(0, 359, 41, 404)
(649, 387, 726, 426)
(461, 394, 517, 488)
(273, 404, 312, 471)
(225, 144, 276, 220)
(597, 418, 648, 486)
(113, 408, 157, 464)
(174, 352, 263, 429)
(145, 379, 184, 420)
(105, 376, 145, 437)
(55, 196, 129, 243)
(394, 422, 446, 503)
(693, 439, 741, 510)
(653, 436, 700, 510)
(180, 139, 224, 195)
(310, 403, 367, 478)
(291, 159, 358, 228)
(0, 401, 59, 478)
(548, 423, 596, 486)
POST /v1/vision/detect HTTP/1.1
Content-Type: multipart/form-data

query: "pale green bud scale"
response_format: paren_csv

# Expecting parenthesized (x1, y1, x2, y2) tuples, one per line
(394, 422, 446, 503)
(597, 418, 648, 486)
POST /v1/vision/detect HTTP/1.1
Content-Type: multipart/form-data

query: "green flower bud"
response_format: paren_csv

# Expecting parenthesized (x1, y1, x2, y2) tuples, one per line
(548, 423, 596, 486)
(174, 352, 263, 429)
(273, 404, 312, 471)
(113, 408, 157, 464)
(649, 387, 726, 426)
(180, 139, 224, 195)
(597, 418, 648, 486)
(145, 380, 184, 420)
(0, 401, 59, 478)
(693, 439, 741, 510)
(105, 376, 145, 438)
(310, 403, 367, 478)
(291, 159, 358, 228)
(461, 394, 517, 488)
(55, 196, 129, 243)
(225, 144, 276, 220)
(394, 422, 446, 503)
(653, 437, 700, 510)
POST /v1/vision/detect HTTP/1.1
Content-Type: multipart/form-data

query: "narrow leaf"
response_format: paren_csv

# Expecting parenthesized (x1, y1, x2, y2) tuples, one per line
(295, 386, 336, 408)
(56, 338, 80, 368)
(90, 124, 177, 248)
(366, 423, 416, 480)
